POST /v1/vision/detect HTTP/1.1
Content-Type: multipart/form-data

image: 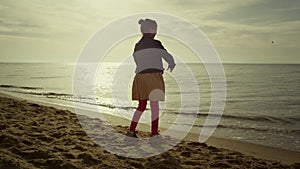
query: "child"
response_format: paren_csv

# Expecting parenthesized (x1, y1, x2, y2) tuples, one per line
(128, 18, 176, 137)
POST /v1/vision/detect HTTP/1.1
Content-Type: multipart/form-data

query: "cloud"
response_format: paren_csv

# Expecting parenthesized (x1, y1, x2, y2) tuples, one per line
(206, 0, 300, 25)
(0, 0, 299, 63)
(0, 0, 114, 40)
(184, 0, 300, 49)
(0, 16, 47, 39)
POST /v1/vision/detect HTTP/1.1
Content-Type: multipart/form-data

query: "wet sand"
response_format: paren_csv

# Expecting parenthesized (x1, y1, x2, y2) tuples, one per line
(0, 94, 299, 168)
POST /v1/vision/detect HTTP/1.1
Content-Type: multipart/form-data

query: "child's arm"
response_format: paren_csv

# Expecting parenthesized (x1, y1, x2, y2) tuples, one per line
(161, 50, 176, 72)
(157, 41, 176, 72)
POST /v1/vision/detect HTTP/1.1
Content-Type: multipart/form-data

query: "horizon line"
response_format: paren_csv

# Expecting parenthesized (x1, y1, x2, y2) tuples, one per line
(0, 61, 300, 65)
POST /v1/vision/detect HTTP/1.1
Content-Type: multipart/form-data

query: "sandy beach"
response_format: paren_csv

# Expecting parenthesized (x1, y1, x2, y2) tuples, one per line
(0, 93, 300, 169)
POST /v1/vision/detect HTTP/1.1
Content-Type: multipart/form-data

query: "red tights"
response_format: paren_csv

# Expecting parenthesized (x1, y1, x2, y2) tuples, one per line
(129, 100, 159, 135)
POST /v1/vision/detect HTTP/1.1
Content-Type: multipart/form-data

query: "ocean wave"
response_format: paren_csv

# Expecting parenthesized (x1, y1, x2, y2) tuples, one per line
(1, 84, 299, 126)
(30, 76, 67, 79)
(164, 111, 298, 125)
(0, 84, 44, 90)
(170, 122, 300, 134)
(0, 84, 137, 111)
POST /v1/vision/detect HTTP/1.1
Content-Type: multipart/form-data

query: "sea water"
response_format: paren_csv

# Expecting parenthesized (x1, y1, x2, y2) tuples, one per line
(0, 62, 299, 152)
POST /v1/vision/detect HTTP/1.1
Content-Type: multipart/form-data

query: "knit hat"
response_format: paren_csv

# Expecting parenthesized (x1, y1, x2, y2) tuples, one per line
(138, 18, 157, 34)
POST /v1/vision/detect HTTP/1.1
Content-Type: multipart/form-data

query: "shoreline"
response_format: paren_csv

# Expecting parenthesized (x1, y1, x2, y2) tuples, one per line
(1, 92, 300, 168)
(1, 88, 299, 152)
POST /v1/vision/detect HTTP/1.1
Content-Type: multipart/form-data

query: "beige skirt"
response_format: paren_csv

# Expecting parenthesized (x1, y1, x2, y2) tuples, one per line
(132, 72, 165, 101)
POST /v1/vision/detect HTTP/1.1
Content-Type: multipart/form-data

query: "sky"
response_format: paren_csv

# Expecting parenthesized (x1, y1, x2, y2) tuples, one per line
(0, 0, 299, 63)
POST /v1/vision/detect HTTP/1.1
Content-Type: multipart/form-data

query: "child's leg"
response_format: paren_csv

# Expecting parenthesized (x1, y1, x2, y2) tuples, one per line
(150, 101, 159, 135)
(129, 100, 147, 132)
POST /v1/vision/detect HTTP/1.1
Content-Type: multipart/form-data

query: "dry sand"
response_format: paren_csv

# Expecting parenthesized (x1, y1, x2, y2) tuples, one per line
(0, 94, 300, 169)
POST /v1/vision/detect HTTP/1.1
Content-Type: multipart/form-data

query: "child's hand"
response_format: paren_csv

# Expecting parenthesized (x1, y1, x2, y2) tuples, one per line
(167, 65, 174, 73)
